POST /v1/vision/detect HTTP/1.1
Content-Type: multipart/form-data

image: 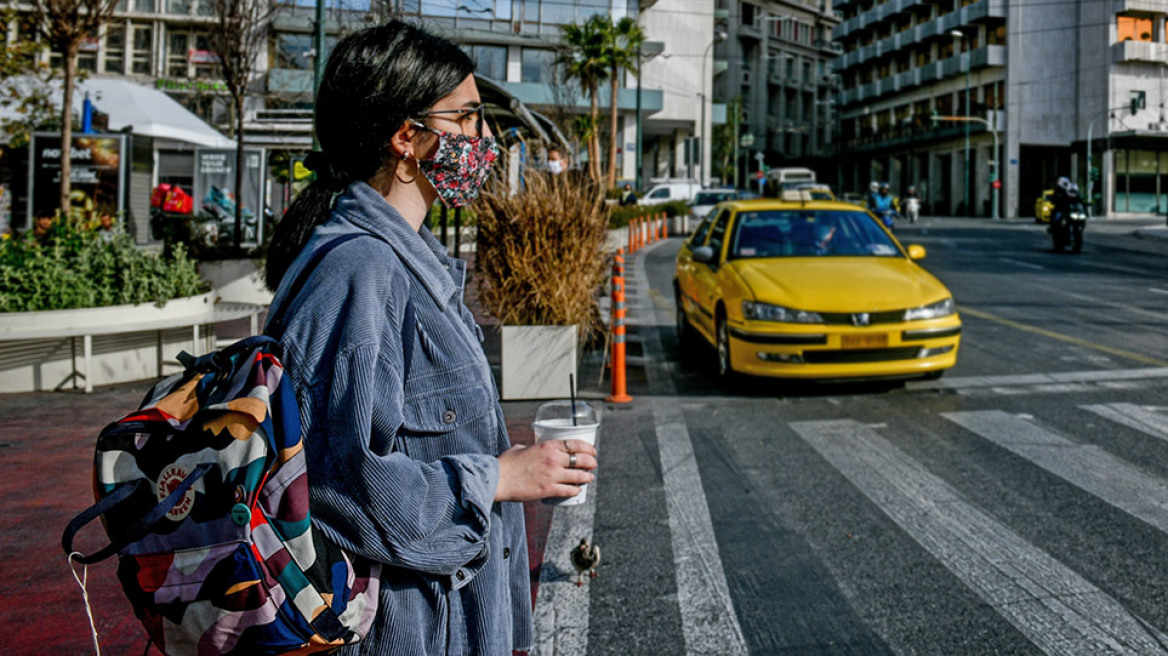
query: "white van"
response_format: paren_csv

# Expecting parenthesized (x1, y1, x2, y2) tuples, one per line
(639, 181, 701, 206)
(764, 167, 816, 197)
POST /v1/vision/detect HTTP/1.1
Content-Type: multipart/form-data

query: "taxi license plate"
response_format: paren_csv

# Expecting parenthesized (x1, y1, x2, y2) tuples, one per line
(841, 334, 888, 349)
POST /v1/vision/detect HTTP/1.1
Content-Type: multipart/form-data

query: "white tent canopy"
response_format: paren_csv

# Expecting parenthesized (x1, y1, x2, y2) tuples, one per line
(78, 78, 234, 148)
(0, 76, 233, 148)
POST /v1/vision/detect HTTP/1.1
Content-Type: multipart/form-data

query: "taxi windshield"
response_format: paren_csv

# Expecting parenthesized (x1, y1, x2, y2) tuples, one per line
(729, 210, 901, 259)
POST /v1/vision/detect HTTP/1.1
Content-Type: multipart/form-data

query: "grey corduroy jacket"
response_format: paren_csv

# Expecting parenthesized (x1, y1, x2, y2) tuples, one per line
(266, 182, 533, 655)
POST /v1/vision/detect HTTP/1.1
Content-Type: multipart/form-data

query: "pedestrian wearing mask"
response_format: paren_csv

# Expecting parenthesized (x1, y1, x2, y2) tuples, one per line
(264, 21, 597, 655)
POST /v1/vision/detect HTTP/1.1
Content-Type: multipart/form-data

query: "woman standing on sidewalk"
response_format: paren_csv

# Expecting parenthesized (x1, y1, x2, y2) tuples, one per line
(263, 21, 597, 655)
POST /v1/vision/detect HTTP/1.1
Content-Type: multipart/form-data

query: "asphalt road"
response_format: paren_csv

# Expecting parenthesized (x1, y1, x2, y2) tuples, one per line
(567, 218, 1168, 655)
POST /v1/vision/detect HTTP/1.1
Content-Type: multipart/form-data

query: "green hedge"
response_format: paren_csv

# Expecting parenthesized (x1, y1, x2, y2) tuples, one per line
(607, 200, 690, 229)
(0, 221, 208, 313)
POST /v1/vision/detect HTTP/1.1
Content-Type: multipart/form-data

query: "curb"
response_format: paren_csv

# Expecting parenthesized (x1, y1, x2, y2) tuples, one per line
(1134, 228, 1168, 243)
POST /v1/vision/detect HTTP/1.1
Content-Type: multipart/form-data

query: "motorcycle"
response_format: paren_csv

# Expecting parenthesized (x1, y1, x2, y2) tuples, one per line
(877, 209, 898, 230)
(904, 197, 921, 223)
(1050, 200, 1087, 253)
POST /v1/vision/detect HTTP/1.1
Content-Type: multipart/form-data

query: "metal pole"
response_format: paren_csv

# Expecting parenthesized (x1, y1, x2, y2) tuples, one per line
(312, 0, 327, 151)
(964, 56, 970, 217)
(636, 52, 643, 191)
(732, 98, 740, 189)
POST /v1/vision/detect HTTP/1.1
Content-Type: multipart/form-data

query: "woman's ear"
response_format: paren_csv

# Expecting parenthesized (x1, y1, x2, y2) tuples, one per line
(390, 121, 417, 160)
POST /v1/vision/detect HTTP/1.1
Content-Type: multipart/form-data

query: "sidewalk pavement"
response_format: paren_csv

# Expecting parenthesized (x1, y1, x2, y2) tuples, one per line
(0, 249, 609, 655)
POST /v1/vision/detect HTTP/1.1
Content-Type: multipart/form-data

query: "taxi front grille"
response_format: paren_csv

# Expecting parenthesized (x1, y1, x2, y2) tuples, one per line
(802, 347, 921, 364)
(817, 310, 905, 326)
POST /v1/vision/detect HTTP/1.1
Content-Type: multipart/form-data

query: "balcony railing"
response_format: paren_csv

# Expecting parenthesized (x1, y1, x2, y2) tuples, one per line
(835, 0, 1005, 50)
(837, 46, 1005, 107)
(1113, 0, 1168, 14)
(1112, 40, 1168, 63)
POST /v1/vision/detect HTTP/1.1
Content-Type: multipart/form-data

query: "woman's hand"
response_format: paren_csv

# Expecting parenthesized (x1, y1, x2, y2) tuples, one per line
(495, 439, 597, 502)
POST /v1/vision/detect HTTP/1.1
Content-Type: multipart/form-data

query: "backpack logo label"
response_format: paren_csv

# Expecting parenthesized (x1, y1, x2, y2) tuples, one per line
(157, 465, 196, 521)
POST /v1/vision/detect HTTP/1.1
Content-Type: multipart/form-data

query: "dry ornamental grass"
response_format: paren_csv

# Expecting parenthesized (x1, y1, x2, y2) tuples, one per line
(473, 170, 610, 342)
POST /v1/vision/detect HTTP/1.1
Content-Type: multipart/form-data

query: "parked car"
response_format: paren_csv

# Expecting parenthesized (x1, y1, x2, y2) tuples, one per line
(640, 181, 701, 206)
(674, 197, 961, 382)
(690, 188, 739, 223)
(839, 192, 868, 208)
(793, 183, 836, 201)
(1035, 189, 1054, 223)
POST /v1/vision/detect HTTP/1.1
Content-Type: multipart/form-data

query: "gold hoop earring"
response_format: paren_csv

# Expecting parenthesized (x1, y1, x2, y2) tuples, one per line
(395, 153, 419, 185)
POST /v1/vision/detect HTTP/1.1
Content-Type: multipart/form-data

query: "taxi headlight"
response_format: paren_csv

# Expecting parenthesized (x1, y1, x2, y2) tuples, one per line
(903, 298, 955, 321)
(742, 301, 823, 324)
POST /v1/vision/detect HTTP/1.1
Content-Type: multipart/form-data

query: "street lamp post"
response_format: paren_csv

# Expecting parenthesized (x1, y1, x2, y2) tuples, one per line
(932, 114, 999, 220)
(950, 30, 970, 216)
(699, 31, 728, 187)
(1086, 106, 1127, 217)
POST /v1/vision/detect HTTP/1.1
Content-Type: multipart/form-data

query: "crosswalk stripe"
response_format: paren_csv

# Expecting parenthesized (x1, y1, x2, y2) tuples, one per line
(635, 257, 749, 656)
(943, 410, 1168, 535)
(791, 419, 1168, 655)
(1081, 403, 1168, 443)
(532, 429, 600, 656)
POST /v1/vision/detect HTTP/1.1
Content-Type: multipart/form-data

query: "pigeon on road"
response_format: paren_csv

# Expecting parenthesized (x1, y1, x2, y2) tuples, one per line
(569, 537, 600, 586)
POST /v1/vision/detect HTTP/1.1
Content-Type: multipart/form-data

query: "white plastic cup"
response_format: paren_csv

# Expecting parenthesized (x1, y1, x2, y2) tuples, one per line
(534, 401, 599, 507)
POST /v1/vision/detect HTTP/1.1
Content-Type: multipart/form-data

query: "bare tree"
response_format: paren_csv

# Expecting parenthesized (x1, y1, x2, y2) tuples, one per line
(31, 0, 119, 215)
(206, 0, 276, 250)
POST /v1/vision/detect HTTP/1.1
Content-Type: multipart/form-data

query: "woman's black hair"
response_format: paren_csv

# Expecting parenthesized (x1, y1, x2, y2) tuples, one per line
(265, 20, 475, 289)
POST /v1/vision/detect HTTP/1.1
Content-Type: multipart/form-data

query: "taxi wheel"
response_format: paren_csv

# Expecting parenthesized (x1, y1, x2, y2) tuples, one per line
(921, 370, 945, 381)
(716, 315, 736, 379)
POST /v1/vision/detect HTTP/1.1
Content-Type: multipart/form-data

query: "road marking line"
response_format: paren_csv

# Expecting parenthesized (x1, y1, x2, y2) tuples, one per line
(1081, 403, 1168, 444)
(907, 367, 1168, 391)
(791, 419, 1168, 655)
(943, 410, 1168, 536)
(532, 425, 600, 656)
(998, 257, 1046, 270)
(1150, 288, 1168, 296)
(635, 254, 749, 656)
(957, 306, 1168, 367)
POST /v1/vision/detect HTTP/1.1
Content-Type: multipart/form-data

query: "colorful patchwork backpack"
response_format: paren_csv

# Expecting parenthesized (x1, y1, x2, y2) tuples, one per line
(62, 234, 407, 655)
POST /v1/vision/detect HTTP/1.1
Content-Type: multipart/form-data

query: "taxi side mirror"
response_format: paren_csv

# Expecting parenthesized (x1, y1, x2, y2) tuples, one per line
(906, 244, 926, 260)
(691, 246, 715, 264)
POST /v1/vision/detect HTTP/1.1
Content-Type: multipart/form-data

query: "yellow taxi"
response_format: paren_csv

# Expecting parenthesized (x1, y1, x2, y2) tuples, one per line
(1035, 190, 1054, 223)
(674, 196, 961, 381)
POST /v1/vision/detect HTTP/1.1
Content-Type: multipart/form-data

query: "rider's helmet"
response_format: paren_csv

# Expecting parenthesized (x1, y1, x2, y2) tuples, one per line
(879, 182, 890, 193)
(869, 181, 879, 193)
(907, 186, 916, 193)
(1056, 176, 1073, 194)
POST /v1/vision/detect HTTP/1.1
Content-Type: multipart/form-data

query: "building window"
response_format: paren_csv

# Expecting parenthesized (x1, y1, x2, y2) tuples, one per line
(131, 25, 152, 74)
(274, 33, 313, 70)
(467, 44, 507, 81)
(521, 48, 554, 84)
(168, 32, 189, 77)
(105, 25, 126, 74)
(540, 0, 575, 26)
(988, 25, 1006, 46)
(1117, 15, 1154, 42)
(167, 0, 190, 14)
(1114, 149, 1159, 212)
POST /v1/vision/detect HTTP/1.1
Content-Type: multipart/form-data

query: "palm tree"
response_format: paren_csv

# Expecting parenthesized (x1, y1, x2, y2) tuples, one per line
(604, 17, 644, 188)
(557, 15, 609, 183)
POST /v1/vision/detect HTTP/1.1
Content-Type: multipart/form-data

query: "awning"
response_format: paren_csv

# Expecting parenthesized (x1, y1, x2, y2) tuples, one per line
(0, 76, 234, 148)
(77, 78, 234, 148)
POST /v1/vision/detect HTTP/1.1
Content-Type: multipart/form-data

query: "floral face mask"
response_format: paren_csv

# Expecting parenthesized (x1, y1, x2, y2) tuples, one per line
(411, 121, 500, 208)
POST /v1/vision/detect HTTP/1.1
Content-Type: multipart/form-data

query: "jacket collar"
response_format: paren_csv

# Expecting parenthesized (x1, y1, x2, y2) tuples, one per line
(332, 182, 461, 307)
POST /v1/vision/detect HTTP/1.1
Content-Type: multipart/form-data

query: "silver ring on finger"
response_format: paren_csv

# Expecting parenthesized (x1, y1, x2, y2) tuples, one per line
(568, 453, 578, 469)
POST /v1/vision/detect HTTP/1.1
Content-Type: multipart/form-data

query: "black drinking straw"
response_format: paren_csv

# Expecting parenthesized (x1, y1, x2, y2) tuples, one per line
(569, 374, 577, 426)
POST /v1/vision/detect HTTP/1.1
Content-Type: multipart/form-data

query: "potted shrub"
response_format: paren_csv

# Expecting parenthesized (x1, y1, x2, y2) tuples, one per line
(474, 171, 609, 400)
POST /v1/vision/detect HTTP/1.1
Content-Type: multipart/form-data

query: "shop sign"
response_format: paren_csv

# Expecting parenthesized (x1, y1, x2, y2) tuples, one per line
(156, 78, 227, 93)
(27, 133, 127, 225)
(193, 148, 266, 247)
(188, 49, 221, 64)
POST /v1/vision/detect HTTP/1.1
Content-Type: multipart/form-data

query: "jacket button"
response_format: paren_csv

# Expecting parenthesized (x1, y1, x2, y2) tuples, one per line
(503, 547, 511, 559)
(443, 410, 457, 424)
(456, 569, 466, 581)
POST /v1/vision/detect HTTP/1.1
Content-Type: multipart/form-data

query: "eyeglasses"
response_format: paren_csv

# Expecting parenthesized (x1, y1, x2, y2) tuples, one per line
(412, 103, 486, 137)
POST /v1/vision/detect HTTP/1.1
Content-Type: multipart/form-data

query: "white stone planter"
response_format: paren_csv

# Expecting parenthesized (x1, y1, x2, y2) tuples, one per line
(0, 292, 217, 393)
(199, 259, 273, 305)
(500, 325, 578, 401)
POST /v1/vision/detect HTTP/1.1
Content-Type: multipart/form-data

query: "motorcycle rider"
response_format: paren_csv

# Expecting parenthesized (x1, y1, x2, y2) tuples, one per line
(869, 182, 899, 228)
(1048, 176, 1077, 232)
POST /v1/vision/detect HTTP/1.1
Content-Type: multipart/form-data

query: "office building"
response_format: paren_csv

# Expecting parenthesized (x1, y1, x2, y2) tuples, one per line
(832, 0, 1168, 219)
